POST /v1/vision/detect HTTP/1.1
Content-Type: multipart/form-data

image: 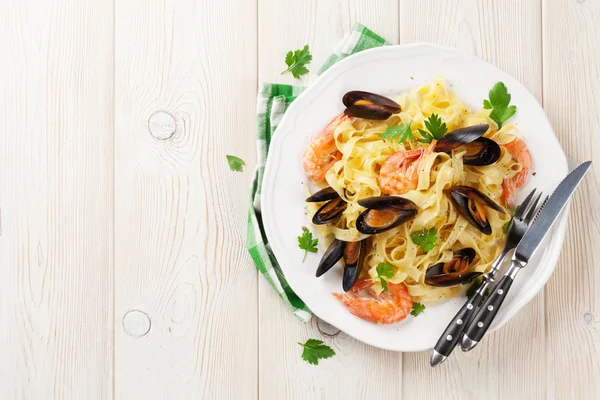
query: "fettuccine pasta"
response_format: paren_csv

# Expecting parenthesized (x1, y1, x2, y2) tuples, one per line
(306, 78, 526, 304)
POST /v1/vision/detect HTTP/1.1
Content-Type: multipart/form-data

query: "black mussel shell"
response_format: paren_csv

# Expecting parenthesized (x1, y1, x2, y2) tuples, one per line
(462, 137, 501, 166)
(344, 104, 393, 120)
(425, 248, 482, 287)
(356, 196, 418, 235)
(434, 124, 489, 153)
(357, 195, 416, 210)
(306, 187, 340, 202)
(312, 197, 347, 225)
(342, 91, 401, 120)
(449, 186, 505, 235)
(342, 239, 367, 292)
(316, 239, 345, 277)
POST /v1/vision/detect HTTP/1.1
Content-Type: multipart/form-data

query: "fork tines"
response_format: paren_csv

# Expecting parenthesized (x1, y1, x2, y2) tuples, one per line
(514, 189, 543, 223)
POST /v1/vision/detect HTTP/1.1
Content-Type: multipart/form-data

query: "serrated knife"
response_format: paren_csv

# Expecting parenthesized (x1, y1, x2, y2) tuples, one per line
(461, 161, 592, 351)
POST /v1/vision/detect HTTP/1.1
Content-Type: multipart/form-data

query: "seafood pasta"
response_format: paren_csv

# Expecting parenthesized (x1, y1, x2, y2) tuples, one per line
(303, 78, 531, 325)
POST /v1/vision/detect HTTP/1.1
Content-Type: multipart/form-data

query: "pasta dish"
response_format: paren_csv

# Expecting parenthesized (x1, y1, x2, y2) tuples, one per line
(302, 78, 531, 324)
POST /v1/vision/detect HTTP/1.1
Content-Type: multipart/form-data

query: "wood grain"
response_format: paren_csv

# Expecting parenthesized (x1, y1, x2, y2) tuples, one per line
(0, 0, 599, 398)
(542, 0, 600, 397)
(114, 0, 258, 398)
(257, 1, 402, 399)
(400, 1, 547, 399)
(0, 0, 114, 398)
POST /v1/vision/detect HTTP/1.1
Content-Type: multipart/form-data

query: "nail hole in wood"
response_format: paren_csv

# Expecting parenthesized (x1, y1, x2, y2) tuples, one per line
(148, 111, 177, 140)
(122, 309, 151, 337)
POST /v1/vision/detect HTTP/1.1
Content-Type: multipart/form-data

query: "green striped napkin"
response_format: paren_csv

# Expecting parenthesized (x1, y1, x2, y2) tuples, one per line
(247, 24, 390, 322)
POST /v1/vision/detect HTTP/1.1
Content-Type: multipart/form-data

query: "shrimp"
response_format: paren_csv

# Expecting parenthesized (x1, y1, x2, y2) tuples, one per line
(302, 113, 350, 184)
(378, 142, 435, 194)
(333, 279, 413, 324)
(502, 138, 532, 205)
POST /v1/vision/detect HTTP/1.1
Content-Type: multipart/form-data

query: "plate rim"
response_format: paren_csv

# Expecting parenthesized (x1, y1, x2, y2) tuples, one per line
(261, 43, 569, 352)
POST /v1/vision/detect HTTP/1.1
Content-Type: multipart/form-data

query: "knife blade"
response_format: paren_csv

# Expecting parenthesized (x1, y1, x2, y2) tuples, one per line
(461, 161, 592, 351)
(514, 161, 591, 264)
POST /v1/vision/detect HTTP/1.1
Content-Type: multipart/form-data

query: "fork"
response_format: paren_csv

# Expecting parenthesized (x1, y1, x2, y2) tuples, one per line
(430, 189, 542, 366)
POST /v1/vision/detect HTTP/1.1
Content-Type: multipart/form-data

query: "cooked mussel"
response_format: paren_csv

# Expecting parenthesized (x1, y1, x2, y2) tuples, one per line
(425, 248, 482, 287)
(316, 238, 367, 292)
(448, 186, 505, 235)
(433, 124, 500, 166)
(342, 91, 401, 120)
(316, 239, 345, 277)
(356, 196, 418, 234)
(306, 187, 347, 225)
(342, 239, 367, 292)
(461, 137, 501, 166)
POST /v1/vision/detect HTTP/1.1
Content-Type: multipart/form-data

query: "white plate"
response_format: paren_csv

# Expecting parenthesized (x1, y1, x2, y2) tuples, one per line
(261, 44, 568, 352)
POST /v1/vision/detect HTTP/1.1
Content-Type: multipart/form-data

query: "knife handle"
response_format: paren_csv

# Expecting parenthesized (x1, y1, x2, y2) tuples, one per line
(432, 281, 490, 362)
(461, 269, 518, 351)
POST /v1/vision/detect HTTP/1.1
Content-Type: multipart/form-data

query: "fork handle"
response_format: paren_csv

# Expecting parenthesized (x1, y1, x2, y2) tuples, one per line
(431, 281, 490, 365)
(461, 267, 519, 351)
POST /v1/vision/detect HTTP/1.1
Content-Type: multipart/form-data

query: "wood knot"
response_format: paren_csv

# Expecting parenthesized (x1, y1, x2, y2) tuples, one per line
(122, 309, 151, 337)
(148, 111, 177, 140)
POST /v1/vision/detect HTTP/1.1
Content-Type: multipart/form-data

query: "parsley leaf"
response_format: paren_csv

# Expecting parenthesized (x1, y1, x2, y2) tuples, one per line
(298, 227, 318, 262)
(410, 227, 438, 253)
(226, 155, 245, 172)
(380, 121, 414, 144)
(417, 129, 434, 144)
(282, 45, 312, 79)
(410, 302, 426, 317)
(483, 82, 517, 128)
(375, 262, 395, 292)
(502, 205, 519, 234)
(298, 339, 335, 365)
(423, 114, 447, 139)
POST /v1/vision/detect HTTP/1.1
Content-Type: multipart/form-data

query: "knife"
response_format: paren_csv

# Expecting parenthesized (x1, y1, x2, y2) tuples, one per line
(461, 161, 592, 351)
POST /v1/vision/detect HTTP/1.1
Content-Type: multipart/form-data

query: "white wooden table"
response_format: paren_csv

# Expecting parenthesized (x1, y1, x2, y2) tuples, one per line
(1, 0, 599, 398)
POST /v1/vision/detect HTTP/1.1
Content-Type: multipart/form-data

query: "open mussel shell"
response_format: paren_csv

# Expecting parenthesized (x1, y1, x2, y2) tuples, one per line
(308, 188, 347, 225)
(449, 186, 505, 235)
(461, 137, 501, 166)
(433, 124, 500, 166)
(312, 197, 347, 225)
(342, 239, 367, 292)
(306, 187, 340, 202)
(316, 239, 367, 292)
(316, 239, 345, 277)
(425, 248, 482, 287)
(342, 91, 401, 120)
(356, 196, 418, 235)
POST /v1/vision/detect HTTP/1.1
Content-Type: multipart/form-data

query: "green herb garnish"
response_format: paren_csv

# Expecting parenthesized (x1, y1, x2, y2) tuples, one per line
(410, 227, 438, 252)
(375, 262, 395, 292)
(502, 205, 519, 234)
(410, 302, 426, 317)
(298, 227, 318, 262)
(226, 155, 245, 172)
(483, 82, 517, 128)
(418, 113, 447, 143)
(282, 45, 312, 79)
(299, 339, 335, 365)
(381, 121, 414, 144)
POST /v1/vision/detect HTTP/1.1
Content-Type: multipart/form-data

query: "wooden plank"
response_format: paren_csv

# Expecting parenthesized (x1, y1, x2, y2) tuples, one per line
(0, 0, 114, 398)
(257, 1, 402, 399)
(114, 0, 258, 398)
(400, 1, 547, 398)
(542, 0, 600, 397)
